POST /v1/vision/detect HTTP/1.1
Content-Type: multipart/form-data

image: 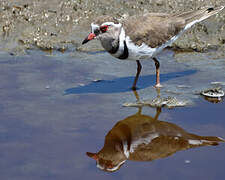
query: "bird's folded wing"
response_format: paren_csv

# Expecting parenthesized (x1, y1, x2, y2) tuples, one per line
(123, 13, 186, 48)
(123, 6, 224, 48)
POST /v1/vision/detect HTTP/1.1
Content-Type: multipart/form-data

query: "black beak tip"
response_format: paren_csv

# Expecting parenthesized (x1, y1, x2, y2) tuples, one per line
(82, 38, 89, 45)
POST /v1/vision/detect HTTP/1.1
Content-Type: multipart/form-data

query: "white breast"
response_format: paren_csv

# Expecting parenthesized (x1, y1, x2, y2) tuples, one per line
(125, 36, 158, 60)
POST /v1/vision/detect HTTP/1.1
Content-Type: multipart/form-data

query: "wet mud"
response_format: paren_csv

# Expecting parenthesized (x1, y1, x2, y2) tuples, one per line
(0, 0, 225, 56)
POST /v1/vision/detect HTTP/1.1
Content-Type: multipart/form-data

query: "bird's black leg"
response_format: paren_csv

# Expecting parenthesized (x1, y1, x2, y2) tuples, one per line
(132, 60, 142, 90)
(132, 90, 142, 115)
(154, 107, 162, 120)
(153, 57, 162, 88)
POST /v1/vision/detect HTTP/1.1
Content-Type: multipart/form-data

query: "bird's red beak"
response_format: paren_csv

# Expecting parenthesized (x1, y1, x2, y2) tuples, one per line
(82, 33, 96, 44)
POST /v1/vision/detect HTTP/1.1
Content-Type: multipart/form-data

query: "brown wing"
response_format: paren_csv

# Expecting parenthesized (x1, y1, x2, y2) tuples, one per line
(123, 13, 186, 48)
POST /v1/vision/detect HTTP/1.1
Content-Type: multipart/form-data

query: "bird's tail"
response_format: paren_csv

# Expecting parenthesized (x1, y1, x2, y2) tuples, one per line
(175, 6, 224, 25)
(189, 136, 225, 147)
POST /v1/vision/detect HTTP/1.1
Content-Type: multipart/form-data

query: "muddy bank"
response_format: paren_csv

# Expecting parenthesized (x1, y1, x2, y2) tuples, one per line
(0, 0, 225, 55)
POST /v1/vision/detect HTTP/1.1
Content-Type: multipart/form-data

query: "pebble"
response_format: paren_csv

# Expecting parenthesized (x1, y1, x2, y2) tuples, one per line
(185, 160, 191, 164)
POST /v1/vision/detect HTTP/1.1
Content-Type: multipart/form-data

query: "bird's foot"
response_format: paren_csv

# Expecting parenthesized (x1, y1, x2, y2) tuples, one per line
(154, 83, 163, 88)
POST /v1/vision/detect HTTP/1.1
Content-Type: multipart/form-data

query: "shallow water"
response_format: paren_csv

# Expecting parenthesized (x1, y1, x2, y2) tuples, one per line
(0, 50, 224, 180)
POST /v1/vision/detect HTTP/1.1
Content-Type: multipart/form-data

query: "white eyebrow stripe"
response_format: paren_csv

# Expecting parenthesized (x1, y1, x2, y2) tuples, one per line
(91, 23, 99, 33)
(101, 22, 122, 28)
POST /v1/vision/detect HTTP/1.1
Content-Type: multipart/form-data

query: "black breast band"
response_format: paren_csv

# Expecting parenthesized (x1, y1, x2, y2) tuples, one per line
(118, 41, 129, 60)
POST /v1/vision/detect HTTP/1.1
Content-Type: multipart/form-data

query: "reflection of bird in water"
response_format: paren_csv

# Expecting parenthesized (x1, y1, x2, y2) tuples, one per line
(203, 96, 223, 104)
(87, 91, 225, 172)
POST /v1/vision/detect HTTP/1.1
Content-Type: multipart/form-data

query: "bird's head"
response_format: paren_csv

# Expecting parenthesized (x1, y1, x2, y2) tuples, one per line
(86, 151, 126, 172)
(82, 21, 121, 44)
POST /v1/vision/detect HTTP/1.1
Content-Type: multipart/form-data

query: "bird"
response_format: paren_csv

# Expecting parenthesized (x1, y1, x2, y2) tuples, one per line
(82, 6, 224, 90)
(86, 107, 225, 172)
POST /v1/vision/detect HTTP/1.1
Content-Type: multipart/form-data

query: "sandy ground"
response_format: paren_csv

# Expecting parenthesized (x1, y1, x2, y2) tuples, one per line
(0, 0, 225, 56)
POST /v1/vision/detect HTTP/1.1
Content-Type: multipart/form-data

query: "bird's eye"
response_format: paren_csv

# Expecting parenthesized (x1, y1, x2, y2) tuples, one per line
(100, 25, 109, 33)
(94, 29, 100, 34)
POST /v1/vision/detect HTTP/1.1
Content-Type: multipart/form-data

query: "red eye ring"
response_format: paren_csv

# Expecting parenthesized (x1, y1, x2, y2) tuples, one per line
(100, 25, 109, 32)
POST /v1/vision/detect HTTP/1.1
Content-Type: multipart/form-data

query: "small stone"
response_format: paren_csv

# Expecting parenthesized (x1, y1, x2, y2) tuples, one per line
(123, 96, 189, 108)
(93, 79, 102, 82)
(200, 87, 224, 98)
(78, 83, 85, 87)
(177, 85, 192, 88)
(211, 82, 225, 86)
(66, 15, 70, 21)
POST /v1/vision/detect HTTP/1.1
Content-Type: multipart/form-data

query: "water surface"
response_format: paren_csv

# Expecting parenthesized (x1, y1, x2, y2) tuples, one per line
(0, 51, 224, 180)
